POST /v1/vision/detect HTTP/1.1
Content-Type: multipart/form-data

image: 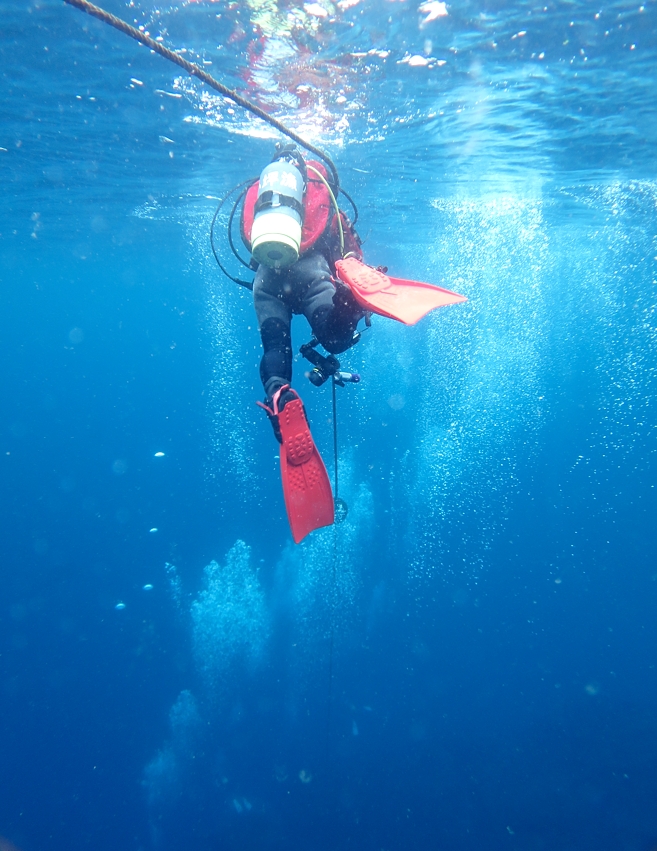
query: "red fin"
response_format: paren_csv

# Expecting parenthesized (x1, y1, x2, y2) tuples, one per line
(277, 397, 334, 543)
(335, 257, 466, 325)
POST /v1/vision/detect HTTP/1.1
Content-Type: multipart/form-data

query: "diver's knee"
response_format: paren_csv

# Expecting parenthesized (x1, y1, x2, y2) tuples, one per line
(260, 317, 290, 352)
(311, 305, 357, 354)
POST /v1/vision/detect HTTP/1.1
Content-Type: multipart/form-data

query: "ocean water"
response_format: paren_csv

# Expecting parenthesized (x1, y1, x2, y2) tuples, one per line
(2, 0, 657, 849)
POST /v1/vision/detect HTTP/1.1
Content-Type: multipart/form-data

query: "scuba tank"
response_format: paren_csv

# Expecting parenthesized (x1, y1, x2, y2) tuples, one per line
(251, 147, 306, 269)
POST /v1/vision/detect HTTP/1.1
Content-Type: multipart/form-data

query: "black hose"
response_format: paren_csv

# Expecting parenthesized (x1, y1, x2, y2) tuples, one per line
(209, 182, 254, 289)
(339, 186, 359, 226)
(227, 184, 254, 269)
(64, 0, 341, 189)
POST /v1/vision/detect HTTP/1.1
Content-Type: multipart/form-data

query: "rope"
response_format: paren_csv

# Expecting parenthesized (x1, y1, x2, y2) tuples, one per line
(63, 0, 341, 189)
(326, 377, 341, 757)
(332, 377, 340, 498)
(326, 463, 338, 762)
(325, 538, 337, 759)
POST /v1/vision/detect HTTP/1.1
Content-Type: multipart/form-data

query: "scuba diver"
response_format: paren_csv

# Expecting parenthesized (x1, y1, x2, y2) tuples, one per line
(241, 143, 362, 543)
(237, 142, 466, 544)
(245, 144, 364, 433)
(59, 0, 466, 544)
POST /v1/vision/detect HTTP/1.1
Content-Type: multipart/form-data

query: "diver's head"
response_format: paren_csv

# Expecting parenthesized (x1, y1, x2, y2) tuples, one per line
(272, 141, 300, 162)
(271, 142, 307, 182)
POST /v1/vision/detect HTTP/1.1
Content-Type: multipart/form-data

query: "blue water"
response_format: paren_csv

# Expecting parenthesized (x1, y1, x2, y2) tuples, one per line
(2, 0, 657, 849)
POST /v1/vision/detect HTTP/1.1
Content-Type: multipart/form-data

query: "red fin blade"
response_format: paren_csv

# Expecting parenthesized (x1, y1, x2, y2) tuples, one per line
(336, 257, 466, 325)
(277, 398, 334, 543)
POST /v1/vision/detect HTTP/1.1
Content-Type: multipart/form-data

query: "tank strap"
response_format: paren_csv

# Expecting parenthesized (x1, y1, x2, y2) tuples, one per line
(254, 191, 304, 218)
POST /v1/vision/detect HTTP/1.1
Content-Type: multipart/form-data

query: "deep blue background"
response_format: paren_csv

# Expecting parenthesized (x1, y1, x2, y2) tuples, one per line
(2, 0, 657, 849)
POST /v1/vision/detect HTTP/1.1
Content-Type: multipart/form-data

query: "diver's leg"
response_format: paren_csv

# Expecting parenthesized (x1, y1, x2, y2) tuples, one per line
(294, 253, 363, 354)
(253, 266, 293, 400)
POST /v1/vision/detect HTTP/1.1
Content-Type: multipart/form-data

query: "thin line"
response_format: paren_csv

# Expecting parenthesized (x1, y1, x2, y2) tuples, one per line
(332, 378, 339, 498)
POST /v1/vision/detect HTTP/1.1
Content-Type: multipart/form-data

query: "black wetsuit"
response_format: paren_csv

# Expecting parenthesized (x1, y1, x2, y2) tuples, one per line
(254, 250, 362, 400)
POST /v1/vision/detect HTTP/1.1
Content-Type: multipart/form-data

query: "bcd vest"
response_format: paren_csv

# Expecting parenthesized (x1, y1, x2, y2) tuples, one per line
(240, 159, 361, 265)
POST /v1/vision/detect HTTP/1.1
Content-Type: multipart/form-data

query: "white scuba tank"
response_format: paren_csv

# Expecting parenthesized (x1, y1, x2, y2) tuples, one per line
(251, 159, 305, 269)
